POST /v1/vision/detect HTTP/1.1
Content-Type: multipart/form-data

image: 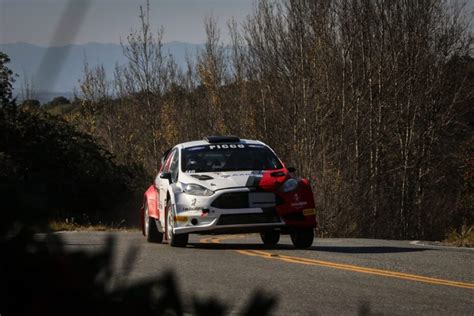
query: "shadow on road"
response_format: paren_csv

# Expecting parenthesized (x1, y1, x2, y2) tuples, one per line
(190, 242, 434, 254)
(309, 245, 433, 254)
(190, 242, 295, 250)
(1, 231, 279, 316)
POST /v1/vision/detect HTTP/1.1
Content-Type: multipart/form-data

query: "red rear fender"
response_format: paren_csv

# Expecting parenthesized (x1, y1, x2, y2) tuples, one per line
(144, 185, 160, 219)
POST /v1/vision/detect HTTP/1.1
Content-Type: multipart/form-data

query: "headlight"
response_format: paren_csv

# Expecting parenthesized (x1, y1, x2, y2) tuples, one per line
(182, 183, 214, 196)
(281, 178, 298, 192)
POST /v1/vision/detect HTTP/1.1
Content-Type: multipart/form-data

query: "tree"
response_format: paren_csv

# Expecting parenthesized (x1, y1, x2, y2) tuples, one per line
(20, 70, 36, 101)
(47, 0, 473, 240)
(197, 15, 228, 134)
(0, 52, 16, 107)
(48, 96, 71, 106)
(20, 99, 41, 110)
(118, 0, 171, 172)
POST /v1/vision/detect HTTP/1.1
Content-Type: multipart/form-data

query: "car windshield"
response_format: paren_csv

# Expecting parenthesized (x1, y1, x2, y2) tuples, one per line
(181, 144, 283, 173)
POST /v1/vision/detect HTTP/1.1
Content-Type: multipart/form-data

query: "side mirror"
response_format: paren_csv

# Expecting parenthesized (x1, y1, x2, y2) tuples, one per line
(288, 167, 296, 173)
(160, 172, 172, 183)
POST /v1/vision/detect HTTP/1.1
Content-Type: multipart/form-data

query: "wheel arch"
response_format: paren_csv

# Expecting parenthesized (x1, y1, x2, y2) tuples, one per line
(166, 188, 177, 208)
(164, 187, 179, 240)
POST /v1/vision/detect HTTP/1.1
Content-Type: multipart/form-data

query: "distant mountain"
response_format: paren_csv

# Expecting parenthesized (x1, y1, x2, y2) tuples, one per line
(0, 41, 203, 102)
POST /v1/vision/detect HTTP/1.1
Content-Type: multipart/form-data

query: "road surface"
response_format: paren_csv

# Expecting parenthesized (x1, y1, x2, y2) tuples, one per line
(51, 232, 473, 315)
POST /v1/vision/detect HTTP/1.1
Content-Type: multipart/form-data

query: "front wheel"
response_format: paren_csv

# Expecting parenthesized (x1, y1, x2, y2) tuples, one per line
(290, 229, 314, 249)
(166, 199, 188, 247)
(144, 203, 163, 243)
(260, 230, 280, 246)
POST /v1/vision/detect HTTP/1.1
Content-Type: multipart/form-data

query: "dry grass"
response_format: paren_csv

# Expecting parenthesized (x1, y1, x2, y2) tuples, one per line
(443, 225, 474, 248)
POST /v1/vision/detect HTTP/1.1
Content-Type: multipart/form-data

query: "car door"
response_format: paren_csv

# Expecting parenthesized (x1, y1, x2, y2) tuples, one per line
(158, 148, 177, 225)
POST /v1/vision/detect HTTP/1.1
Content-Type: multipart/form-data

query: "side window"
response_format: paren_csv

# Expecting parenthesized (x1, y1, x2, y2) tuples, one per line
(169, 150, 180, 181)
(159, 147, 172, 172)
(162, 149, 176, 173)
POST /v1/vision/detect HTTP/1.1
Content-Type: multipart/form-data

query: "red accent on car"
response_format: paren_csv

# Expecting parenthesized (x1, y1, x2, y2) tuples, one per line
(257, 168, 317, 229)
(276, 178, 317, 228)
(258, 168, 288, 189)
(141, 184, 160, 234)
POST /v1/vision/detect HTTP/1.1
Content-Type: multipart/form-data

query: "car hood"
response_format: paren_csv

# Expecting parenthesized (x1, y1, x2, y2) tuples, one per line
(179, 169, 288, 191)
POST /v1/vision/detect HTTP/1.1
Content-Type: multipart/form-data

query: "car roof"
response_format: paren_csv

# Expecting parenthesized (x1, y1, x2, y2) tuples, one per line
(177, 138, 266, 150)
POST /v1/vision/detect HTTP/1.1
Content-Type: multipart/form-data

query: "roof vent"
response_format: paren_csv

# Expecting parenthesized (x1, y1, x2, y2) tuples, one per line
(204, 136, 240, 143)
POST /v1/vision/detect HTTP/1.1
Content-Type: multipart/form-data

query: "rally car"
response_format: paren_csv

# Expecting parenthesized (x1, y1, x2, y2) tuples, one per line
(140, 136, 317, 248)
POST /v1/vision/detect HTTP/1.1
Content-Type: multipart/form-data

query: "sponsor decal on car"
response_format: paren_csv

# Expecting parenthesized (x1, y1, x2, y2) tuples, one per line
(209, 144, 246, 149)
(291, 201, 308, 207)
(183, 207, 204, 211)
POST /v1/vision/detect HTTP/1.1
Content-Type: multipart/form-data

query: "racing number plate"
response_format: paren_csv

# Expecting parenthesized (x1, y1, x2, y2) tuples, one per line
(248, 192, 276, 208)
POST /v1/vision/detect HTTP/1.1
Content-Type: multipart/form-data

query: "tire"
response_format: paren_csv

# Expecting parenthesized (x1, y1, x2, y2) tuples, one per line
(290, 229, 314, 249)
(260, 230, 280, 246)
(144, 202, 163, 243)
(166, 199, 188, 247)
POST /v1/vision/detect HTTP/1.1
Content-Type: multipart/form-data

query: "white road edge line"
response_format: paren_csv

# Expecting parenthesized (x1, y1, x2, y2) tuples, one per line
(410, 240, 474, 251)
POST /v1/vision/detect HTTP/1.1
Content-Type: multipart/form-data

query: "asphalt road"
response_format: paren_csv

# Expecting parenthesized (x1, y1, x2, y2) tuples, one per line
(51, 231, 473, 315)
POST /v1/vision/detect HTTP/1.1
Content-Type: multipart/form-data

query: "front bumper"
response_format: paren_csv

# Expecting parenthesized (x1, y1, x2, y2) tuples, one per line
(172, 185, 316, 235)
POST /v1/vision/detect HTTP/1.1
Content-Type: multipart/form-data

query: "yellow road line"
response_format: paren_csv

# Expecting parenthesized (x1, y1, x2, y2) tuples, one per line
(199, 234, 247, 244)
(200, 236, 474, 290)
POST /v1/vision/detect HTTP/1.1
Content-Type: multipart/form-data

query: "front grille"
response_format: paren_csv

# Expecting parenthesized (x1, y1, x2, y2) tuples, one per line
(211, 192, 276, 209)
(217, 212, 281, 225)
(212, 192, 249, 209)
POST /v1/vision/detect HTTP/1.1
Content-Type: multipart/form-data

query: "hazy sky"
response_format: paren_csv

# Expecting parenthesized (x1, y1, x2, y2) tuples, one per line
(0, 0, 255, 46)
(1, 0, 472, 46)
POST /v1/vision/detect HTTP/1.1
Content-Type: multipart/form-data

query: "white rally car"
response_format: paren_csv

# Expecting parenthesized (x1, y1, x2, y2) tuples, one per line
(140, 136, 317, 248)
